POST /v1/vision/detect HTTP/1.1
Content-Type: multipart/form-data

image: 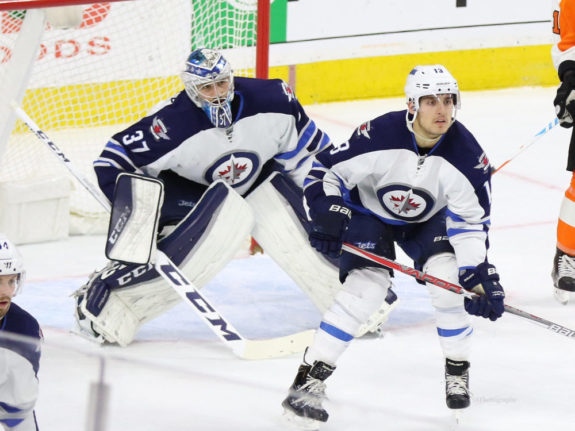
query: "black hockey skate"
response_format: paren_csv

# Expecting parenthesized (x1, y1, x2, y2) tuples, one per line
(282, 360, 335, 428)
(445, 359, 470, 409)
(552, 248, 575, 291)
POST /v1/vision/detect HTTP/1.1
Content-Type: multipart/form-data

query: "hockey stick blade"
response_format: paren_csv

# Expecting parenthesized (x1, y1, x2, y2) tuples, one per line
(242, 330, 315, 360)
(342, 242, 575, 340)
(492, 118, 559, 174)
(13, 103, 313, 359)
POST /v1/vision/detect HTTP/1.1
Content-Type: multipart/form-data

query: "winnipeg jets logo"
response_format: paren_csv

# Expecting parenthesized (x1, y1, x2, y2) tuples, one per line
(218, 154, 248, 183)
(356, 121, 371, 139)
(205, 152, 260, 188)
(377, 184, 435, 221)
(390, 194, 421, 213)
(281, 81, 295, 102)
(474, 152, 490, 174)
(150, 116, 170, 141)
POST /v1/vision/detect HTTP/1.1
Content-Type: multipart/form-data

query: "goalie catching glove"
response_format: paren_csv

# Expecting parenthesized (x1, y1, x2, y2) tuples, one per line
(554, 63, 575, 128)
(308, 196, 351, 258)
(459, 262, 505, 321)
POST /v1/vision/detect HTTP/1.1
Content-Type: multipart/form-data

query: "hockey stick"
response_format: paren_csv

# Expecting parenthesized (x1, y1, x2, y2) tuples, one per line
(12, 103, 314, 359)
(492, 117, 560, 174)
(342, 242, 575, 340)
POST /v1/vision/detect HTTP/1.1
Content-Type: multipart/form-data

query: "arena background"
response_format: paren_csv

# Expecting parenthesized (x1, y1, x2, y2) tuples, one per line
(266, 0, 556, 103)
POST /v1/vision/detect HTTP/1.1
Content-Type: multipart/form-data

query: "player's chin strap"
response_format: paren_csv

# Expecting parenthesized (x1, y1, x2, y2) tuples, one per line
(12, 103, 315, 360)
(342, 242, 575, 341)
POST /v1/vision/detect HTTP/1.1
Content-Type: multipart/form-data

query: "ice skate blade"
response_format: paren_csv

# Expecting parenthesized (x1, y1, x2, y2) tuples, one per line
(450, 409, 464, 429)
(282, 408, 322, 430)
(554, 287, 570, 305)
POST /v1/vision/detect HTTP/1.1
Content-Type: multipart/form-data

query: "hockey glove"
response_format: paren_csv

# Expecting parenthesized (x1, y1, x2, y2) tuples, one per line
(554, 67, 575, 128)
(309, 196, 351, 258)
(459, 262, 505, 321)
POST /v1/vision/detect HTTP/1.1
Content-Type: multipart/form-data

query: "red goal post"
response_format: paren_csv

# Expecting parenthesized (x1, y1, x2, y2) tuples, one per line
(0, 0, 270, 242)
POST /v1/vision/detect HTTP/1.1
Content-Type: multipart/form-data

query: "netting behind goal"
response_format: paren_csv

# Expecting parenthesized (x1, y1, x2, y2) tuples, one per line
(0, 0, 265, 237)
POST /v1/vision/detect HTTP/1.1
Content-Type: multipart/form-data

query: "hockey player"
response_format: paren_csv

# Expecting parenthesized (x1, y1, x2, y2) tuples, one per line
(282, 65, 506, 428)
(73, 48, 397, 347)
(551, 0, 575, 304)
(0, 234, 42, 431)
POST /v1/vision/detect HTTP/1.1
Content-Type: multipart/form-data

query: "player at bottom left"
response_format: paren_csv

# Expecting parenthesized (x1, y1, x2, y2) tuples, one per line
(72, 47, 398, 348)
(0, 233, 42, 431)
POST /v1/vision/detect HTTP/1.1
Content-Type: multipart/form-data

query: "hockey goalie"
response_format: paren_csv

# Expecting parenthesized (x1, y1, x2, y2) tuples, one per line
(73, 48, 398, 347)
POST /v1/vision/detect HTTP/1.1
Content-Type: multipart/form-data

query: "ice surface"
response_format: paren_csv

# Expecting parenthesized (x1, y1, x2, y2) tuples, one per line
(8, 86, 575, 430)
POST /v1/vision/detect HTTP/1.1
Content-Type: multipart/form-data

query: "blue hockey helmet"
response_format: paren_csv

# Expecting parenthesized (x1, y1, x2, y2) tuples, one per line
(181, 48, 235, 128)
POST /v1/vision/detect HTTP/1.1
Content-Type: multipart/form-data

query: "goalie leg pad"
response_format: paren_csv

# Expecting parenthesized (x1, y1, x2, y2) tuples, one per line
(246, 173, 397, 336)
(423, 252, 472, 361)
(75, 181, 254, 346)
(246, 172, 341, 311)
(74, 262, 175, 347)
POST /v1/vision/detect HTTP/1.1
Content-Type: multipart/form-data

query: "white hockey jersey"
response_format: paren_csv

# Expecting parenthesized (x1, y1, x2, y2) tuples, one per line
(94, 77, 331, 202)
(304, 111, 493, 269)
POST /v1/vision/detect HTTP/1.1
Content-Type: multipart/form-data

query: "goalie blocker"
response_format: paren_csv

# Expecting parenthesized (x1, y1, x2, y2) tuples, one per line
(105, 173, 164, 265)
(74, 172, 397, 346)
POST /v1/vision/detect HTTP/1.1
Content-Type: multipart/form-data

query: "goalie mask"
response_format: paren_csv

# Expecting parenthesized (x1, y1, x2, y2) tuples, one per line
(405, 64, 461, 124)
(0, 234, 25, 295)
(181, 48, 235, 128)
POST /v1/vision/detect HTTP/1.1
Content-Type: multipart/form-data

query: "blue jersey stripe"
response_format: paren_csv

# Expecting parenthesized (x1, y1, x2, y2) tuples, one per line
(276, 121, 319, 160)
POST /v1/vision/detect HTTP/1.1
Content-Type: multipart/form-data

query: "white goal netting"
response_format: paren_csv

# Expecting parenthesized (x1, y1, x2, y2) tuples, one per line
(0, 0, 260, 235)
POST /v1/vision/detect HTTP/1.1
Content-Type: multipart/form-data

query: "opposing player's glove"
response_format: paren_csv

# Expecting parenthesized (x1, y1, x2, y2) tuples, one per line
(554, 67, 575, 128)
(459, 262, 505, 321)
(309, 196, 351, 258)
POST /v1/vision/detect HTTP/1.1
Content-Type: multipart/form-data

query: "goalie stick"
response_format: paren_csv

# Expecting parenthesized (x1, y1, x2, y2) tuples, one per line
(342, 242, 575, 340)
(12, 103, 314, 360)
(492, 117, 560, 174)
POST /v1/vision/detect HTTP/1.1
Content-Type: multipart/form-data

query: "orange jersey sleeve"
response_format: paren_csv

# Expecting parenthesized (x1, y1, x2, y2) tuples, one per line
(557, 0, 575, 52)
(552, 0, 575, 71)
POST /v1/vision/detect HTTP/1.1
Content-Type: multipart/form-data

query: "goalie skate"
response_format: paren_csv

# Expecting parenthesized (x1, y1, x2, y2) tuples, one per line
(282, 360, 335, 430)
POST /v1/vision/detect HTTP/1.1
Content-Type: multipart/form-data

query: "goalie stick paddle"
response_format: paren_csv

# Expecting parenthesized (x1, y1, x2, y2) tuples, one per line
(342, 242, 575, 340)
(492, 117, 560, 174)
(12, 103, 314, 360)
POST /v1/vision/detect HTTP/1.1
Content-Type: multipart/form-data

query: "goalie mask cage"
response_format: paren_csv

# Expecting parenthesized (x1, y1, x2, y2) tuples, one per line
(0, 0, 270, 237)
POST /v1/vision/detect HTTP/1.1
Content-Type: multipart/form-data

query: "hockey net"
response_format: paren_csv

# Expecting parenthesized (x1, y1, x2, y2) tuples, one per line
(0, 0, 267, 236)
